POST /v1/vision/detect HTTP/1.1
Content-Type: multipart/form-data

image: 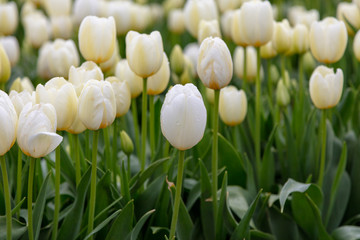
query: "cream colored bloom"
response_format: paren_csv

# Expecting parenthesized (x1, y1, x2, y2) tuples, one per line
(272, 19, 292, 54)
(23, 12, 51, 49)
(231, 9, 248, 47)
(105, 77, 131, 117)
(36, 77, 78, 131)
(184, 43, 200, 75)
(198, 19, 222, 43)
(72, 0, 101, 26)
(50, 16, 73, 39)
(78, 80, 116, 130)
(0, 36, 19, 67)
(0, 43, 11, 84)
(37, 42, 52, 80)
(126, 30, 164, 78)
(197, 37, 233, 90)
(160, 83, 206, 150)
(336, 2, 360, 35)
(353, 30, 360, 61)
(310, 17, 348, 64)
(115, 60, 143, 98)
(44, 0, 71, 17)
(309, 65, 343, 109)
(221, 10, 235, 40)
(0, 2, 18, 36)
(219, 86, 247, 126)
(0, 90, 17, 156)
(79, 16, 116, 64)
(148, 53, 170, 95)
(168, 9, 185, 34)
(234, 46, 257, 81)
(100, 41, 120, 73)
(260, 40, 277, 59)
(292, 24, 309, 54)
(9, 90, 36, 116)
(216, 0, 241, 13)
(288, 6, 319, 29)
(101, 1, 132, 35)
(130, 4, 152, 32)
(9, 77, 34, 93)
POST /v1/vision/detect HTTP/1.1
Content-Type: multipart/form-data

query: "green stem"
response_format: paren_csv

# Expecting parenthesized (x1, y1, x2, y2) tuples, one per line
(103, 127, 111, 169)
(281, 54, 286, 83)
(255, 47, 262, 179)
(52, 136, 62, 240)
(87, 130, 99, 238)
(85, 130, 90, 160)
(112, 119, 118, 185)
(16, 146, 22, 218)
(127, 154, 131, 181)
(149, 95, 155, 160)
(163, 140, 170, 158)
(74, 134, 81, 186)
(212, 89, 220, 227)
(169, 150, 185, 239)
(0, 82, 5, 91)
(299, 54, 304, 106)
(267, 59, 273, 104)
(1, 155, 11, 240)
(131, 98, 141, 158)
(243, 46, 248, 92)
(318, 110, 327, 187)
(141, 78, 148, 171)
(28, 157, 36, 240)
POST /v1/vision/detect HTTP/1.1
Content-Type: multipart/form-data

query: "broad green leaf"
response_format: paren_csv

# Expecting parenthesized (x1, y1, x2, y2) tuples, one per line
(332, 226, 360, 240)
(250, 229, 276, 240)
(279, 178, 311, 213)
(227, 186, 250, 220)
(120, 161, 131, 203)
(260, 125, 278, 191)
(268, 206, 300, 240)
(176, 198, 194, 240)
(0, 216, 27, 240)
(128, 209, 155, 240)
(105, 200, 134, 240)
(216, 172, 228, 240)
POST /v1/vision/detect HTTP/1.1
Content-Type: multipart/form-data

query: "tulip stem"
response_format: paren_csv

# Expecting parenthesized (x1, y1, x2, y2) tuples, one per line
(85, 130, 90, 161)
(0, 82, 5, 91)
(169, 150, 185, 240)
(112, 118, 118, 185)
(267, 59, 273, 104)
(318, 110, 327, 188)
(141, 78, 148, 171)
(131, 99, 141, 159)
(52, 138, 62, 240)
(16, 146, 22, 218)
(163, 140, 170, 158)
(103, 127, 111, 169)
(127, 154, 131, 181)
(28, 157, 36, 240)
(255, 47, 262, 180)
(212, 89, 220, 227)
(1, 155, 11, 240)
(74, 134, 81, 186)
(149, 95, 155, 161)
(243, 46, 248, 92)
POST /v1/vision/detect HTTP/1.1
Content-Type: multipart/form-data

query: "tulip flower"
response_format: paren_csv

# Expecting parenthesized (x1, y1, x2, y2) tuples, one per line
(221, 10, 235, 40)
(231, 9, 248, 47)
(44, 0, 71, 16)
(276, 80, 290, 107)
(309, 17, 348, 64)
(197, 19, 222, 43)
(216, 0, 241, 13)
(78, 16, 116, 64)
(219, 86, 247, 126)
(9, 90, 36, 116)
(105, 77, 131, 118)
(50, 16, 73, 39)
(0, 2, 18, 36)
(292, 24, 309, 54)
(23, 12, 51, 49)
(288, 6, 319, 29)
(170, 45, 185, 76)
(100, 42, 120, 74)
(272, 19, 293, 54)
(130, 4, 152, 32)
(120, 130, 134, 178)
(0, 36, 19, 67)
(0, 43, 11, 89)
(336, 2, 360, 36)
(101, 1, 132, 35)
(161, 83, 206, 239)
(234, 46, 257, 82)
(260, 40, 277, 59)
(353, 30, 360, 61)
(184, 43, 200, 76)
(168, 9, 186, 34)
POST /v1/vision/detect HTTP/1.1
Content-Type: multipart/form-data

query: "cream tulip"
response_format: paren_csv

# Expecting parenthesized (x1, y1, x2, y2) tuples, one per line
(219, 86, 247, 126)
(168, 9, 186, 34)
(10, 77, 34, 93)
(105, 77, 131, 117)
(216, 0, 241, 13)
(260, 40, 277, 59)
(234, 46, 257, 82)
(309, 17, 348, 64)
(126, 30, 164, 78)
(160, 83, 206, 150)
(309, 65, 343, 109)
(37, 42, 52, 80)
(130, 4, 152, 32)
(292, 24, 309, 54)
(9, 90, 35, 116)
(276, 80, 290, 107)
(100, 41, 120, 73)
(0, 43, 11, 84)
(337, 2, 360, 35)
(0, 2, 18, 36)
(36, 77, 78, 131)
(148, 53, 170, 95)
(221, 10, 235, 40)
(23, 12, 51, 49)
(184, 43, 200, 75)
(44, 0, 71, 17)
(231, 9, 248, 47)
(353, 30, 360, 61)
(288, 6, 319, 29)
(101, 1, 132, 35)
(115, 60, 143, 98)
(238, 0, 274, 47)
(50, 16, 73, 39)
(197, 37, 233, 90)
(0, 90, 17, 156)
(78, 80, 116, 130)
(198, 19, 222, 43)
(72, 0, 101, 26)
(17, 103, 63, 158)
(0, 36, 19, 67)
(272, 19, 293, 54)
(79, 16, 116, 64)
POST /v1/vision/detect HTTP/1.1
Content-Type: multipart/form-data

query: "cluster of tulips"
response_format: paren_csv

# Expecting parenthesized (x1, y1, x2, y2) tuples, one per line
(1, 0, 360, 239)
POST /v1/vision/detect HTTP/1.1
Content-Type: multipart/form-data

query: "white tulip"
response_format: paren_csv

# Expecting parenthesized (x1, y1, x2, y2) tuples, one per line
(148, 53, 170, 95)
(0, 36, 19, 66)
(0, 2, 18, 36)
(9, 77, 34, 93)
(115, 60, 143, 98)
(219, 86, 247, 126)
(0, 90, 17, 156)
(9, 90, 36, 116)
(44, 0, 71, 17)
(336, 2, 360, 35)
(105, 77, 131, 117)
(50, 16, 73, 39)
(234, 46, 257, 81)
(168, 9, 185, 34)
(73, 0, 101, 26)
(23, 12, 51, 49)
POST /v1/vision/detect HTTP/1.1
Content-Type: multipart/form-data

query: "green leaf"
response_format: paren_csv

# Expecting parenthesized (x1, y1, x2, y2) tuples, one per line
(332, 226, 360, 240)
(10, 197, 26, 216)
(216, 172, 228, 240)
(0, 216, 27, 240)
(268, 206, 300, 240)
(227, 186, 251, 220)
(279, 178, 311, 213)
(250, 229, 275, 240)
(176, 198, 194, 240)
(105, 200, 134, 240)
(128, 209, 155, 240)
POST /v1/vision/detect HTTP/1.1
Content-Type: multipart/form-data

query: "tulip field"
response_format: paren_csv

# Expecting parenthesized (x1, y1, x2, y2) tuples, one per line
(2, 0, 360, 239)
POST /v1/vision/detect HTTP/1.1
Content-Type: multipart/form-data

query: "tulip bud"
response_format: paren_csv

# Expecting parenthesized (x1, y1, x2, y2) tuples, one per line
(272, 19, 293, 54)
(9, 90, 36, 116)
(0, 43, 11, 84)
(270, 64, 280, 84)
(231, 9, 248, 47)
(197, 37, 233, 90)
(120, 130, 134, 156)
(288, 6, 319, 29)
(50, 16, 73, 40)
(184, 43, 200, 75)
(78, 80, 116, 130)
(292, 24, 309, 54)
(303, 51, 316, 75)
(198, 19, 222, 43)
(21, 2, 36, 21)
(168, 9, 185, 34)
(170, 45, 185, 76)
(130, 4, 152, 32)
(100, 41, 121, 73)
(101, 1, 132, 35)
(276, 80, 290, 107)
(163, 0, 184, 14)
(10, 77, 34, 93)
(219, 86, 247, 126)
(0, 36, 19, 67)
(148, 53, 170, 95)
(126, 30, 164, 78)
(0, 90, 17, 156)
(309, 65, 343, 109)
(260, 40, 277, 59)
(216, 0, 241, 13)
(44, 0, 71, 17)
(336, 2, 360, 36)
(0, 2, 18, 36)
(105, 77, 131, 117)
(36, 77, 78, 131)
(221, 10, 235, 40)
(234, 46, 257, 82)
(354, 30, 360, 61)
(180, 56, 195, 84)
(309, 17, 348, 64)
(73, 0, 101, 27)
(115, 60, 143, 98)
(161, 83, 207, 150)
(23, 12, 51, 49)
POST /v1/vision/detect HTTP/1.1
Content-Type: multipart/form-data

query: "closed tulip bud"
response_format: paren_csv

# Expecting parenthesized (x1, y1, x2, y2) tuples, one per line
(184, 43, 200, 75)
(120, 130, 134, 155)
(36, 77, 78, 131)
(292, 24, 309, 54)
(231, 9, 248, 47)
(288, 6, 319, 29)
(79, 16, 116, 64)
(17, 103, 63, 158)
(161, 83, 206, 150)
(337, 2, 360, 36)
(168, 9, 186, 34)
(310, 17, 347, 64)
(179, 60, 193, 85)
(221, 10, 235, 40)
(219, 86, 247, 126)
(73, 0, 101, 27)
(270, 64, 280, 84)
(0, 2, 18, 36)
(78, 80, 116, 130)
(21, 2, 36, 21)
(217, 0, 241, 13)
(170, 45, 185, 76)
(260, 40, 277, 59)
(9, 90, 35, 116)
(37, 42, 52, 81)
(0, 90, 17, 156)
(197, 37, 233, 90)
(23, 12, 51, 49)
(234, 46, 257, 81)
(44, 0, 71, 17)
(276, 80, 290, 107)
(50, 16, 73, 39)
(105, 77, 131, 117)
(130, 4, 152, 32)
(238, 0, 274, 47)
(198, 19, 222, 43)
(10, 77, 34, 93)
(309, 65, 343, 109)
(0, 44, 11, 84)
(183, 0, 218, 38)
(303, 51, 316, 75)
(115, 60, 143, 98)
(148, 53, 170, 95)
(100, 41, 120, 73)
(0, 36, 19, 67)
(101, 1, 132, 35)
(68, 61, 104, 96)
(353, 30, 360, 61)
(272, 19, 292, 54)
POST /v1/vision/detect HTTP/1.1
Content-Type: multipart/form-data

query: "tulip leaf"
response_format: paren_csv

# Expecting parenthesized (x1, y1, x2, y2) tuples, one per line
(60, 144, 76, 189)
(279, 178, 311, 213)
(128, 209, 155, 240)
(227, 186, 251, 220)
(216, 172, 228, 240)
(0, 216, 27, 240)
(176, 197, 194, 240)
(332, 226, 360, 240)
(268, 206, 301, 240)
(260, 125, 278, 191)
(105, 200, 134, 240)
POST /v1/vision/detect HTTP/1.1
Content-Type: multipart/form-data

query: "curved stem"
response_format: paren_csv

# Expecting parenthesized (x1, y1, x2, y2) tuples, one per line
(149, 95, 155, 160)
(318, 110, 327, 187)
(112, 118, 118, 185)
(212, 89, 220, 226)
(28, 157, 36, 240)
(141, 78, 148, 171)
(131, 98, 141, 158)
(1, 155, 11, 240)
(87, 130, 99, 239)
(16, 146, 22, 218)
(52, 138, 61, 240)
(103, 127, 111, 169)
(74, 134, 81, 186)
(169, 150, 185, 239)
(255, 47, 262, 179)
